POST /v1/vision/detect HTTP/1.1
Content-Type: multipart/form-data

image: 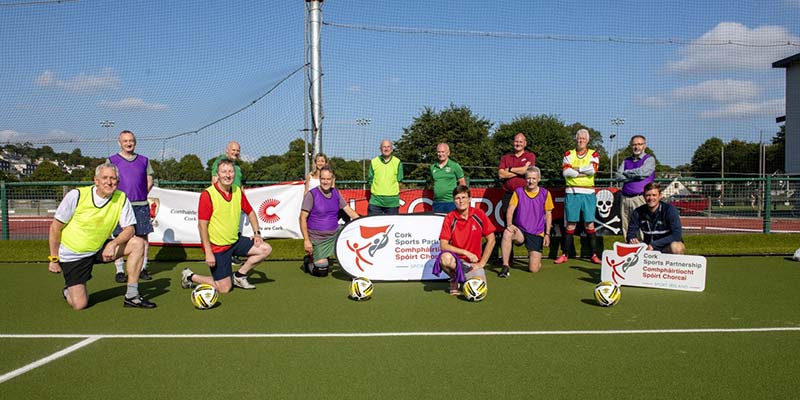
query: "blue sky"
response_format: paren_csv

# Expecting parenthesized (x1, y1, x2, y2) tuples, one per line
(1, 0, 798, 168)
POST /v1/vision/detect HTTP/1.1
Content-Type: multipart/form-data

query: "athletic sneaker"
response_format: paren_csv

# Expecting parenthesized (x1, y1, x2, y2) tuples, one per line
(232, 256, 245, 266)
(62, 286, 68, 300)
(498, 265, 510, 278)
(180, 268, 194, 289)
(590, 254, 602, 265)
(139, 269, 153, 281)
(233, 275, 256, 290)
(123, 295, 157, 308)
(554, 255, 569, 264)
(114, 272, 126, 283)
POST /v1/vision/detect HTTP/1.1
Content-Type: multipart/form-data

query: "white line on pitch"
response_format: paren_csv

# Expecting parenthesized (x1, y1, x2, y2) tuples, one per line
(0, 336, 101, 384)
(2, 326, 800, 340)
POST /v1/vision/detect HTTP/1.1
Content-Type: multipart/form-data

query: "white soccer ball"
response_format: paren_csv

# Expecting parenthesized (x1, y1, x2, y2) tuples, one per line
(462, 278, 487, 302)
(349, 277, 373, 301)
(793, 248, 800, 261)
(594, 281, 621, 307)
(191, 284, 219, 310)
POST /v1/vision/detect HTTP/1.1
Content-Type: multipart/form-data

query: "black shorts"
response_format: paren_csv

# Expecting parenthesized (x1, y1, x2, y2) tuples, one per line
(522, 232, 544, 253)
(61, 241, 112, 287)
(211, 236, 254, 281)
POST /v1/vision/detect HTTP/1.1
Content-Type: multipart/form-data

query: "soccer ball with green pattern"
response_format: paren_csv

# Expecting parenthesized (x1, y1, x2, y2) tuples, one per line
(191, 284, 218, 309)
(594, 281, 621, 307)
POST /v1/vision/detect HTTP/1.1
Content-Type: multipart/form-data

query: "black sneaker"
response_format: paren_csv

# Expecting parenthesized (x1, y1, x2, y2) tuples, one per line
(124, 295, 157, 309)
(115, 272, 126, 283)
(232, 256, 245, 266)
(498, 265, 510, 278)
(139, 269, 153, 281)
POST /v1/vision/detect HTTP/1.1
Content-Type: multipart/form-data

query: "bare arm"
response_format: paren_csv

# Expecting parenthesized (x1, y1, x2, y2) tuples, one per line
(300, 210, 312, 255)
(198, 219, 215, 267)
(342, 206, 360, 220)
(48, 220, 64, 273)
(475, 233, 496, 269)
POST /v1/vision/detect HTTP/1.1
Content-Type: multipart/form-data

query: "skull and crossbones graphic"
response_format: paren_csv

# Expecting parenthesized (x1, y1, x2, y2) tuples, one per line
(595, 189, 620, 234)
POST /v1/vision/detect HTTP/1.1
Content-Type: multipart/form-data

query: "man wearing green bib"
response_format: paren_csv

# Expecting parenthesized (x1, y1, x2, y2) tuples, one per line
(48, 162, 155, 310)
(367, 139, 404, 215)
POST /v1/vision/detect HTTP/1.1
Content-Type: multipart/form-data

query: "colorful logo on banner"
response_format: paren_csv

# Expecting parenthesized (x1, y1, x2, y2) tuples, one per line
(148, 197, 160, 227)
(336, 214, 446, 281)
(258, 198, 281, 224)
(345, 224, 393, 272)
(600, 242, 707, 292)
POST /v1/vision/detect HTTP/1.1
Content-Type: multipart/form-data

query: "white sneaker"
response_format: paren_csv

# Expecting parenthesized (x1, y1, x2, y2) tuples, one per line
(233, 274, 255, 290)
(180, 268, 194, 289)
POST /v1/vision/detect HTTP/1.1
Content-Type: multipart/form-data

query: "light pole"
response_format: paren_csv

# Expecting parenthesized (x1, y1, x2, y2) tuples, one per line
(610, 117, 625, 183)
(356, 118, 372, 186)
(100, 120, 115, 154)
(608, 133, 616, 181)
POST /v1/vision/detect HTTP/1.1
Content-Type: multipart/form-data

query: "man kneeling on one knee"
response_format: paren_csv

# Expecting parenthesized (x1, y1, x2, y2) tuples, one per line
(626, 182, 685, 254)
(300, 166, 360, 276)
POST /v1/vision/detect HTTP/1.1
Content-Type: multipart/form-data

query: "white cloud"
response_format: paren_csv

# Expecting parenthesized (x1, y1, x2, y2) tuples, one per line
(672, 79, 760, 102)
(34, 68, 120, 93)
(668, 22, 800, 73)
(0, 129, 82, 143)
(699, 98, 784, 119)
(99, 97, 168, 111)
(635, 95, 671, 108)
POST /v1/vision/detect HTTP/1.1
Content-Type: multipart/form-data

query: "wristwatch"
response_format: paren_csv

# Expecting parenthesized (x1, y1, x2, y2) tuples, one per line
(507, 166, 512, 172)
(48, 255, 60, 263)
(253, 230, 261, 236)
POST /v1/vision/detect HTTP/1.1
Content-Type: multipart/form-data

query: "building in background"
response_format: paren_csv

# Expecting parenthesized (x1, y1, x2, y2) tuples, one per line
(774, 52, 800, 175)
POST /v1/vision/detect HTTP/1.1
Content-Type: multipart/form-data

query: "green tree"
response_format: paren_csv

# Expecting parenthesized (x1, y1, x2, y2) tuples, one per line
(175, 155, 206, 181)
(690, 137, 725, 177)
(395, 105, 494, 181)
(29, 161, 68, 181)
(493, 114, 602, 183)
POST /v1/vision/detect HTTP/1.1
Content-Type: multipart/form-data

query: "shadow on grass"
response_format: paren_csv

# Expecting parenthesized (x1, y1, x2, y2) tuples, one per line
(571, 265, 601, 284)
(88, 277, 170, 308)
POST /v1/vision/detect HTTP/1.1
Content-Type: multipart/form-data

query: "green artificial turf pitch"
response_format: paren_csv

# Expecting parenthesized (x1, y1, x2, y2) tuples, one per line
(1, 257, 799, 398)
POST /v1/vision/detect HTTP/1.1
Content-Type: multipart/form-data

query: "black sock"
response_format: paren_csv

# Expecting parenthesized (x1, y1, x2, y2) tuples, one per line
(563, 233, 574, 257)
(234, 271, 246, 278)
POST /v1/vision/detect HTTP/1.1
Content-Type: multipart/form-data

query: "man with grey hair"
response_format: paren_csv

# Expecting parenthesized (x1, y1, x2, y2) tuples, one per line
(615, 134, 655, 239)
(500, 166, 553, 277)
(48, 162, 155, 310)
(430, 143, 466, 213)
(556, 129, 601, 265)
(367, 139, 404, 215)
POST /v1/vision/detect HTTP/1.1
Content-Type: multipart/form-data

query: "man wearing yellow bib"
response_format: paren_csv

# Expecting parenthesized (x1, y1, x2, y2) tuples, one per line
(181, 159, 272, 294)
(555, 129, 601, 265)
(367, 139, 404, 215)
(48, 162, 155, 310)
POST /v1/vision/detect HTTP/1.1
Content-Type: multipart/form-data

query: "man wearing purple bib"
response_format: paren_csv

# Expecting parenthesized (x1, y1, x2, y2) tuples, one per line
(300, 167, 360, 277)
(499, 167, 554, 277)
(615, 135, 655, 239)
(108, 130, 154, 283)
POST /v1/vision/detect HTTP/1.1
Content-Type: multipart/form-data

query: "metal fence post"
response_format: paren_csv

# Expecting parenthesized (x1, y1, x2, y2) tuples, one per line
(763, 175, 771, 234)
(1, 181, 8, 240)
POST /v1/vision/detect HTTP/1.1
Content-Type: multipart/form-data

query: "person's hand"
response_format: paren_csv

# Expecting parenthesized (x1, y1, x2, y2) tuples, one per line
(48, 261, 62, 273)
(102, 242, 119, 262)
(205, 250, 216, 268)
(543, 234, 550, 247)
(629, 238, 640, 244)
(505, 225, 518, 235)
(647, 244, 654, 251)
(303, 239, 313, 256)
(463, 251, 478, 263)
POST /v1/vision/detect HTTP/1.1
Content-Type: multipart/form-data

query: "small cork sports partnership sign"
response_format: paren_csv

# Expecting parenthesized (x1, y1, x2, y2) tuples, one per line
(335, 214, 446, 281)
(601, 242, 707, 292)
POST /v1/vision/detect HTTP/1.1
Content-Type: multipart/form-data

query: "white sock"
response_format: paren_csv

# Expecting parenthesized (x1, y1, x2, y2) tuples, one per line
(115, 258, 124, 274)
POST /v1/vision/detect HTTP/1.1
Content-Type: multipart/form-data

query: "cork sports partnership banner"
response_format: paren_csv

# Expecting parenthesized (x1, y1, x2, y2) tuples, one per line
(335, 214, 446, 281)
(600, 242, 707, 292)
(146, 184, 622, 246)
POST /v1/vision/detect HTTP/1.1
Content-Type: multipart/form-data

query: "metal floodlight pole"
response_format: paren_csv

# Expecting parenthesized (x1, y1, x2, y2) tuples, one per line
(610, 117, 625, 183)
(608, 133, 616, 181)
(356, 118, 372, 186)
(307, 0, 324, 158)
(100, 120, 115, 153)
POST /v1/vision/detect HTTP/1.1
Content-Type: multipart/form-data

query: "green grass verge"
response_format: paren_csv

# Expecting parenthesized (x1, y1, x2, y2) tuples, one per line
(3, 233, 798, 262)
